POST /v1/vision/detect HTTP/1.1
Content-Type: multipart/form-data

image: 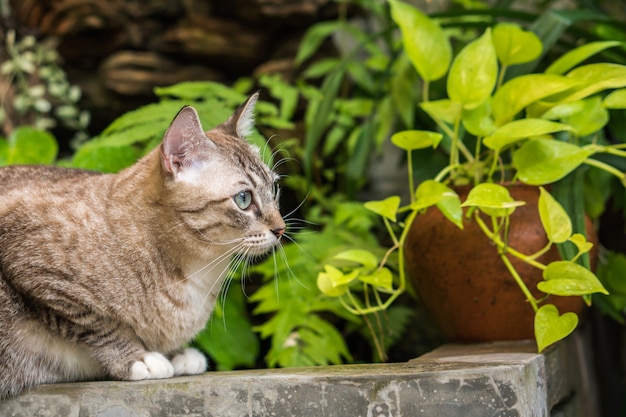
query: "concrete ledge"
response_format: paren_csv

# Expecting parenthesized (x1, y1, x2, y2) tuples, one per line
(0, 335, 591, 417)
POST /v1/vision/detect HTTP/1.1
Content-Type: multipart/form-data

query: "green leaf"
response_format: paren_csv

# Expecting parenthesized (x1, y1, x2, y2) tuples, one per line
(598, 252, 626, 295)
(411, 181, 464, 228)
(358, 267, 393, 290)
(491, 74, 581, 125)
(391, 130, 443, 151)
(4, 127, 58, 165)
(461, 183, 525, 217)
(534, 304, 578, 352)
(304, 67, 346, 179)
(71, 144, 141, 173)
(195, 287, 259, 371)
(294, 21, 346, 66)
(333, 249, 378, 269)
(539, 100, 586, 120)
(436, 191, 464, 229)
(538, 187, 572, 244)
(493, 23, 543, 67)
(447, 28, 497, 109)
(561, 96, 608, 137)
(420, 99, 462, 124)
(154, 81, 245, 103)
(462, 101, 496, 137)
(364, 196, 401, 222)
(483, 119, 573, 151)
(412, 180, 456, 210)
(317, 265, 358, 297)
(388, 0, 451, 81)
(538, 261, 609, 296)
(569, 234, 593, 256)
(603, 88, 626, 109)
(563, 63, 626, 102)
(513, 139, 595, 185)
(545, 41, 622, 75)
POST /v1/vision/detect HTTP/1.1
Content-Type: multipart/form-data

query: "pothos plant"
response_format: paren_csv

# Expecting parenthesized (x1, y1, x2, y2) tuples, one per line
(317, 0, 626, 352)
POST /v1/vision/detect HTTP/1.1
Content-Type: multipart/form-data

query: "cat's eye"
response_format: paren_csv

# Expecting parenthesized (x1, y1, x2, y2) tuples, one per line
(234, 190, 253, 210)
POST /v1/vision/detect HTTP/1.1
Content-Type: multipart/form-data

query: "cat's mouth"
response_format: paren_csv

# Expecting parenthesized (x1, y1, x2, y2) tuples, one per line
(241, 231, 283, 257)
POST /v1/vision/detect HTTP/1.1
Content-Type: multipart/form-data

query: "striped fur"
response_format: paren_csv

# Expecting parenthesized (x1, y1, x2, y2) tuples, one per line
(0, 94, 285, 398)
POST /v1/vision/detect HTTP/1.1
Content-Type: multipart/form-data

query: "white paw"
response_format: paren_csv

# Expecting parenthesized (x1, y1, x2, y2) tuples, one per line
(171, 348, 207, 376)
(129, 352, 175, 380)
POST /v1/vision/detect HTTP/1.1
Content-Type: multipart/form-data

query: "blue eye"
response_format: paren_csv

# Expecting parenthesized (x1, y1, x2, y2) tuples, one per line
(234, 190, 252, 210)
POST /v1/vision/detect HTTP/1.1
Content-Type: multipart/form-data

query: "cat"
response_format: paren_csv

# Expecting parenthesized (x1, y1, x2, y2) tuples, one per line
(0, 92, 285, 399)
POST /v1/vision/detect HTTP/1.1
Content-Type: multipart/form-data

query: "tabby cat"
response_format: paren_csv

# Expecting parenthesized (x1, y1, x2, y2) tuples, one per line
(0, 93, 285, 398)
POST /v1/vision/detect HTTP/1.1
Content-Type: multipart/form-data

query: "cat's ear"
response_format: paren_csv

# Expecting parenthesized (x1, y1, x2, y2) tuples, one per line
(224, 92, 259, 139)
(161, 106, 207, 176)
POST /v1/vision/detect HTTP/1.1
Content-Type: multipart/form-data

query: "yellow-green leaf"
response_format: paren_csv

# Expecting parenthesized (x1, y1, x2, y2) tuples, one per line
(546, 41, 622, 75)
(333, 250, 378, 269)
(538, 261, 609, 296)
(461, 183, 525, 217)
(491, 74, 581, 125)
(388, 0, 451, 82)
(391, 130, 443, 151)
(317, 265, 358, 297)
(569, 234, 593, 256)
(513, 138, 595, 185)
(364, 196, 401, 222)
(603, 88, 626, 109)
(447, 28, 497, 109)
(483, 119, 573, 152)
(420, 99, 462, 124)
(534, 304, 578, 352)
(493, 23, 543, 66)
(538, 187, 571, 244)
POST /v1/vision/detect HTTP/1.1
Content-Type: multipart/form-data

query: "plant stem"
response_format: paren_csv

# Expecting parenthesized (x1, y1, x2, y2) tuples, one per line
(472, 213, 540, 311)
(499, 254, 539, 312)
(407, 148, 415, 203)
(474, 213, 548, 270)
(583, 158, 626, 186)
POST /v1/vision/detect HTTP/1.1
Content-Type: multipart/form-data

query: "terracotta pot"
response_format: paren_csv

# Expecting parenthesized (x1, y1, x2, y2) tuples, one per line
(404, 184, 595, 342)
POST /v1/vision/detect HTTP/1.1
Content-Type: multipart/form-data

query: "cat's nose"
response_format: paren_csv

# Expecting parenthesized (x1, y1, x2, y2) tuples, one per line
(271, 227, 285, 239)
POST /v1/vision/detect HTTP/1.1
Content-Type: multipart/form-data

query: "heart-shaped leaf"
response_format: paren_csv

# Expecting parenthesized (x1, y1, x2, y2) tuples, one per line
(364, 196, 401, 222)
(513, 138, 595, 185)
(461, 183, 525, 217)
(391, 130, 443, 151)
(534, 304, 578, 352)
(493, 23, 543, 66)
(483, 119, 573, 151)
(388, 0, 451, 82)
(538, 187, 571, 244)
(538, 261, 609, 296)
(447, 28, 497, 109)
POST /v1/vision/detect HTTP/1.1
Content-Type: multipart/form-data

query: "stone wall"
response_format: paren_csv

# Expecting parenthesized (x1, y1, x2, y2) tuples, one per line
(0, 331, 597, 417)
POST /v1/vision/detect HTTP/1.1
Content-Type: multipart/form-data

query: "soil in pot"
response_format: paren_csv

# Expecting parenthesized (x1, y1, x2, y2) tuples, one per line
(404, 184, 595, 342)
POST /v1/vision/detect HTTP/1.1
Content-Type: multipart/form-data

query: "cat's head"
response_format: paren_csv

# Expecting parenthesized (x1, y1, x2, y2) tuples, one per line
(158, 93, 285, 258)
